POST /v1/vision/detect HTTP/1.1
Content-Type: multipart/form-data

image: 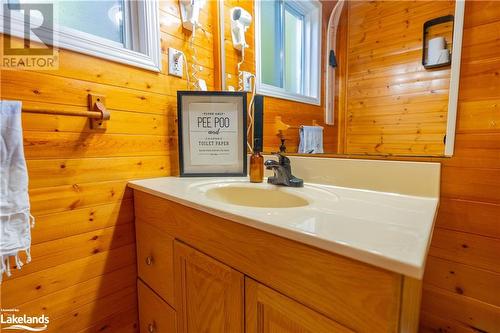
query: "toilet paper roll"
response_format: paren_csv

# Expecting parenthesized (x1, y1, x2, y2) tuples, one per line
(436, 49, 450, 64)
(429, 37, 446, 50)
(427, 37, 447, 65)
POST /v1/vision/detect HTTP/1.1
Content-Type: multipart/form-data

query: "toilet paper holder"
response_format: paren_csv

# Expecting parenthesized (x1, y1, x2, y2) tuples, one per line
(422, 15, 454, 69)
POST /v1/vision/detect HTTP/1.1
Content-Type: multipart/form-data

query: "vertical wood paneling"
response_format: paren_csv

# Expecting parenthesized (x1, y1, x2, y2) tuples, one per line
(0, 1, 216, 331)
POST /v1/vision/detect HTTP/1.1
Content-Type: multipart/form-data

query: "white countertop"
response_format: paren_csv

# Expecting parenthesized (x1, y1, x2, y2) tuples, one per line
(129, 176, 439, 279)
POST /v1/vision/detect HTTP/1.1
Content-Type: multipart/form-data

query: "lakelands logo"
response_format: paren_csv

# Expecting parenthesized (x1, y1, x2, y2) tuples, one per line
(1, 2, 59, 70)
(1, 308, 49, 331)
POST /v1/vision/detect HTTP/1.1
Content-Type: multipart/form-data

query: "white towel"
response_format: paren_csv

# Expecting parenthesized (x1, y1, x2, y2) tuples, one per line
(298, 126, 324, 154)
(0, 101, 34, 283)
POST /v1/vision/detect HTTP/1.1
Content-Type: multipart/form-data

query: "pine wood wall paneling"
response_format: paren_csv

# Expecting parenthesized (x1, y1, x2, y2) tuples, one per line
(343, 1, 454, 156)
(419, 1, 500, 331)
(46, 287, 138, 332)
(0, 0, 216, 331)
(15, 265, 137, 318)
(29, 180, 132, 216)
(6, 224, 135, 280)
(79, 306, 139, 333)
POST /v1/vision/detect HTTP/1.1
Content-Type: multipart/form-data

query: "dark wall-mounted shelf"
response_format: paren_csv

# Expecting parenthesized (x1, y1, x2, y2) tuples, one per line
(422, 15, 454, 69)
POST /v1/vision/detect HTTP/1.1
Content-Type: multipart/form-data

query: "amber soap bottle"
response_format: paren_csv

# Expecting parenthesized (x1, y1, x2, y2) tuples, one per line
(250, 149, 264, 183)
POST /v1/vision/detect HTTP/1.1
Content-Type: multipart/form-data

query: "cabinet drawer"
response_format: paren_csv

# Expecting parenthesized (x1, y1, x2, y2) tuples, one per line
(138, 280, 176, 333)
(245, 278, 354, 333)
(136, 220, 175, 305)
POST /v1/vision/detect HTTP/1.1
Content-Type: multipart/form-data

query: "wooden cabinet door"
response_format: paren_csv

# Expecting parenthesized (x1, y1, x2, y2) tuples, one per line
(136, 220, 175, 305)
(174, 241, 244, 333)
(245, 278, 354, 333)
(138, 280, 176, 333)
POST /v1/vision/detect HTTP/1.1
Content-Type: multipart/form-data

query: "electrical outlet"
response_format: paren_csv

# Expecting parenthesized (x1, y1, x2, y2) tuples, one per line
(198, 79, 208, 91)
(168, 47, 184, 77)
(242, 71, 253, 92)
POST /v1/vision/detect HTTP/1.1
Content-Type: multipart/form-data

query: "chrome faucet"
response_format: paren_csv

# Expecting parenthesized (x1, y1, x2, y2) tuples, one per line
(264, 153, 304, 187)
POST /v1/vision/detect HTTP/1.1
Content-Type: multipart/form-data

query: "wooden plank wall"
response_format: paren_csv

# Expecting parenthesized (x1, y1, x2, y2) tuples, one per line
(343, 1, 454, 156)
(223, 0, 337, 153)
(419, 1, 500, 331)
(0, 1, 217, 332)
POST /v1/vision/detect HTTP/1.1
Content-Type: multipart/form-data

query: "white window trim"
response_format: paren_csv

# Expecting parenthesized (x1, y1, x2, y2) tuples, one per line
(255, 0, 322, 106)
(1, 1, 162, 72)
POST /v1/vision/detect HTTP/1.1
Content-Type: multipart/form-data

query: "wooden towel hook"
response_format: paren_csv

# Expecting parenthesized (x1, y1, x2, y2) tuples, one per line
(274, 116, 319, 137)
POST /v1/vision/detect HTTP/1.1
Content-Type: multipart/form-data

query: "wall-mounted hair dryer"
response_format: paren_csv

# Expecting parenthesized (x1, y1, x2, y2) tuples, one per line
(230, 7, 252, 51)
(179, 0, 205, 31)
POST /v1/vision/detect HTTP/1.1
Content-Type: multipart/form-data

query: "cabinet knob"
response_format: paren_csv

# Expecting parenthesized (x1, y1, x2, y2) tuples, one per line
(145, 256, 154, 266)
(148, 322, 156, 333)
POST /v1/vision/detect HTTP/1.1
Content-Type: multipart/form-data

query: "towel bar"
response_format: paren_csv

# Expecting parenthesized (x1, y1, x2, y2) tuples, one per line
(22, 94, 110, 129)
(22, 108, 103, 118)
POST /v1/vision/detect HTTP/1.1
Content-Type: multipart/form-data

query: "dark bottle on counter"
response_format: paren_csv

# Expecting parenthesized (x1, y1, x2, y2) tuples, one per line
(250, 149, 264, 183)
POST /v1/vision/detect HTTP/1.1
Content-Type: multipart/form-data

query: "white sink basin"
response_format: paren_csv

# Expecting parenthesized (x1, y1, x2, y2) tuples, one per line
(193, 180, 338, 209)
(205, 185, 309, 208)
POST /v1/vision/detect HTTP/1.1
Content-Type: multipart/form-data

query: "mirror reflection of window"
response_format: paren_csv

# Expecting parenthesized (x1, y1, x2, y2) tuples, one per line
(58, 1, 126, 46)
(284, 5, 304, 95)
(257, 0, 321, 105)
(261, 1, 281, 88)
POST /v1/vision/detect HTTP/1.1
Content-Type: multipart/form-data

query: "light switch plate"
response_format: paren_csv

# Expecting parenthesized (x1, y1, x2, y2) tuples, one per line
(168, 47, 184, 78)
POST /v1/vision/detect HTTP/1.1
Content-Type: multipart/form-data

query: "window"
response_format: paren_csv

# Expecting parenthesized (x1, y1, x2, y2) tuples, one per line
(3, 0, 161, 71)
(256, 0, 321, 105)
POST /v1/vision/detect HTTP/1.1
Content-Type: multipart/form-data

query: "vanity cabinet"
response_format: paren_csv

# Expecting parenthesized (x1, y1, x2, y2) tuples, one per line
(245, 278, 354, 333)
(134, 190, 421, 333)
(174, 241, 244, 333)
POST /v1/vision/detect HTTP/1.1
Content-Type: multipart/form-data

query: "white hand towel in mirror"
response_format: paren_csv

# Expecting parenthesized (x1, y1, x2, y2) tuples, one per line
(298, 126, 324, 154)
(0, 101, 34, 283)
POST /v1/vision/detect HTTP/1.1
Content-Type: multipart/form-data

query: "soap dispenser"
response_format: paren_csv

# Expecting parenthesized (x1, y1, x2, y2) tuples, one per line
(250, 140, 264, 183)
(250, 95, 264, 183)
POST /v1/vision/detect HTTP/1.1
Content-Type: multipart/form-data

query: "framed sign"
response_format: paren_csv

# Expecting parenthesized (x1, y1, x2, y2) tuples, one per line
(177, 91, 247, 177)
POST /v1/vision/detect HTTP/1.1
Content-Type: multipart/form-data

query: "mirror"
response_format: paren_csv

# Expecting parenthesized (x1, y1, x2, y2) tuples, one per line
(219, 0, 464, 157)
